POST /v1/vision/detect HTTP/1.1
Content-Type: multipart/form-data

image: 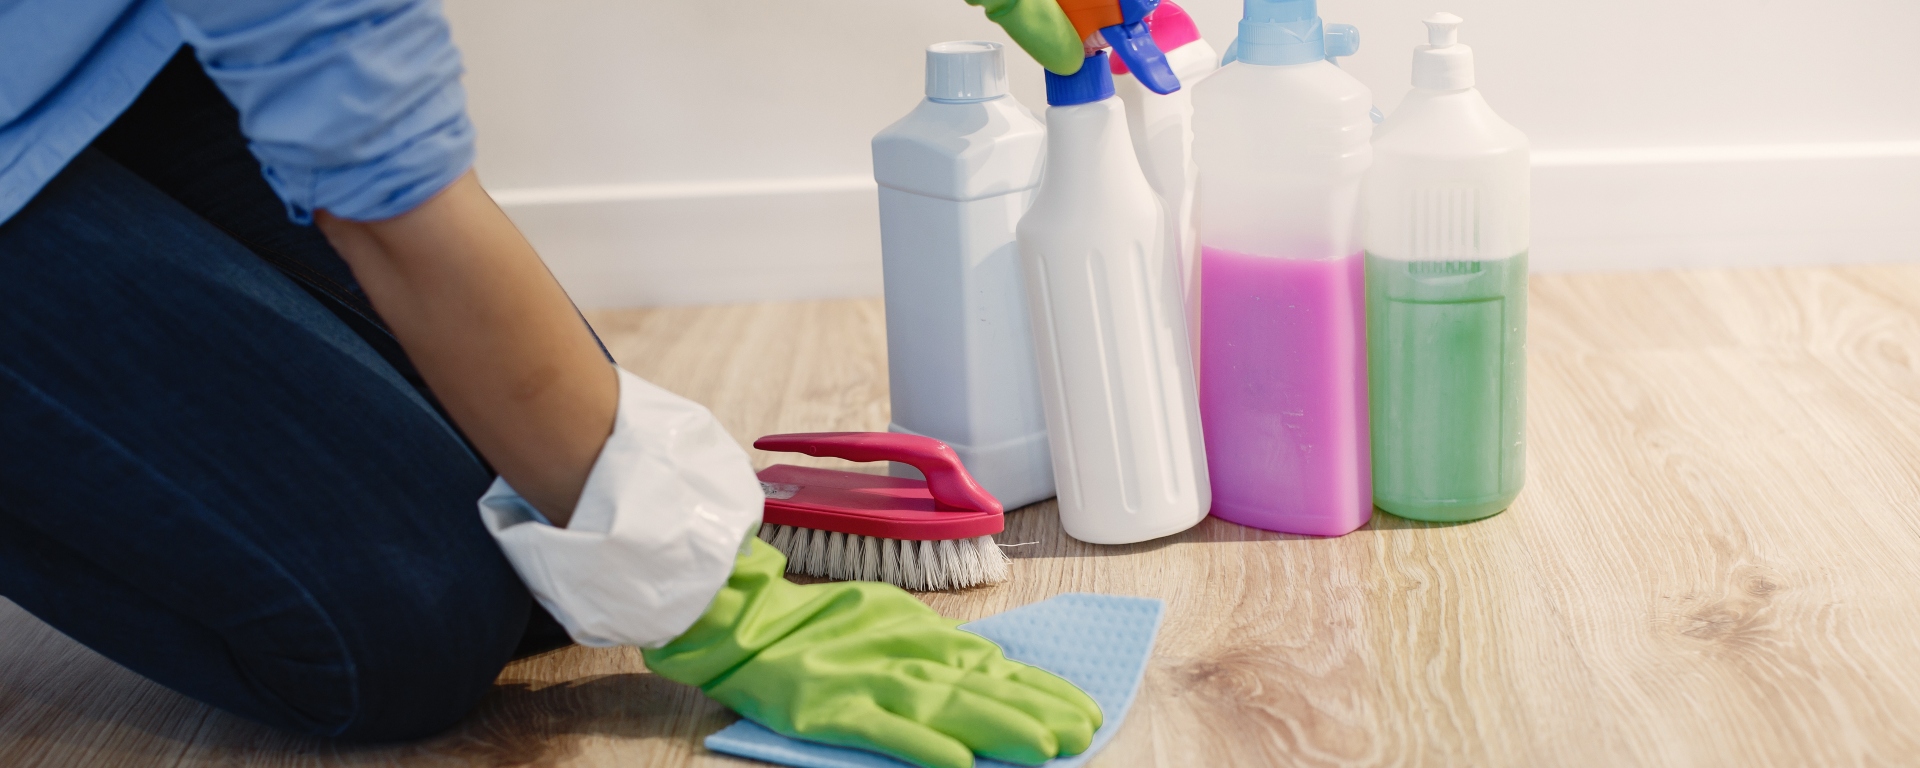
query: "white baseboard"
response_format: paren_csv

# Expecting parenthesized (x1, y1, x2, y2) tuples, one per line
(1530, 142, 1920, 273)
(494, 177, 882, 309)
(493, 142, 1920, 309)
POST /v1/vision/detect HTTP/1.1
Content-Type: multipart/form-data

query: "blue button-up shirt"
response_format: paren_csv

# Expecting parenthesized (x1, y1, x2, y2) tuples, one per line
(0, 0, 473, 225)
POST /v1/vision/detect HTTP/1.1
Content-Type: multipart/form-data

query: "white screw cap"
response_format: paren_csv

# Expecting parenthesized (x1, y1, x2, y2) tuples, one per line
(925, 41, 1008, 103)
(1412, 12, 1473, 90)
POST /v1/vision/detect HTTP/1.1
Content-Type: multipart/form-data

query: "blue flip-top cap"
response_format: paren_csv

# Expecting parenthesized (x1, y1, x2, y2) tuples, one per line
(1227, 0, 1359, 66)
(1045, 51, 1115, 106)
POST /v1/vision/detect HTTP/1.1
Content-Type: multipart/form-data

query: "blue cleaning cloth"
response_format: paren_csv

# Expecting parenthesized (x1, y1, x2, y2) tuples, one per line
(703, 593, 1166, 768)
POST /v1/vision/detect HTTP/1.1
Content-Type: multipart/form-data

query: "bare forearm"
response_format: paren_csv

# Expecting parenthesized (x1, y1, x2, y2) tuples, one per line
(316, 171, 615, 526)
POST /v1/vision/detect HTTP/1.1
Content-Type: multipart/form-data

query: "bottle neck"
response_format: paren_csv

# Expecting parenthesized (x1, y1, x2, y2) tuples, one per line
(1412, 44, 1473, 90)
(1042, 98, 1143, 188)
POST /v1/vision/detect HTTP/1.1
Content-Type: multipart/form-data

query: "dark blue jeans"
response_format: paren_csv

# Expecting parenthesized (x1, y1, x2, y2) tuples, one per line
(0, 49, 570, 741)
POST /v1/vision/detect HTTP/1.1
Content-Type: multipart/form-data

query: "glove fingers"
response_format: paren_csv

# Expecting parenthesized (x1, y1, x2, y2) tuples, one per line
(921, 685, 1063, 766)
(1005, 663, 1105, 730)
(864, 663, 1062, 766)
(795, 697, 975, 768)
(967, 0, 1085, 75)
(969, 653, 1106, 730)
(957, 671, 1099, 757)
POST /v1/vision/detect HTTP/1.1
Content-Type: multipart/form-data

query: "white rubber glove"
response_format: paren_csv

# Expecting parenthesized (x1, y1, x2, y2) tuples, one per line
(478, 367, 762, 647)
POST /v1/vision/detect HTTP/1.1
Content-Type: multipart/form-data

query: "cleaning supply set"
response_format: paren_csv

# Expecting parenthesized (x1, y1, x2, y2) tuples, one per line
(872, 4, 1529, 558)
(723, 9, 1532, 768)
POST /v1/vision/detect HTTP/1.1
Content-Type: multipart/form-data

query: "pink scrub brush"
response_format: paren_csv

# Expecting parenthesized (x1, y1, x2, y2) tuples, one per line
(754, 432, 1010, 591)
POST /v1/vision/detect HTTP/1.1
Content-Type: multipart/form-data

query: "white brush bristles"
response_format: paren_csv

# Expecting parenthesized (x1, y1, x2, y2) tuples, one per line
(756, 525, 1011, 591)
(825, 532, 848, 580)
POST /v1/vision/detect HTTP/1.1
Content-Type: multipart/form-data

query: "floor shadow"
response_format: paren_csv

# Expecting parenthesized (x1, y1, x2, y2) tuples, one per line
(420, 672, 734, 766)
(1356, 506, 1489, 533)
(163, 670, 735, 767)
(0, 606, 730, 768)
(997, 498, 1502, 556)
(997, 501, 1341, 560)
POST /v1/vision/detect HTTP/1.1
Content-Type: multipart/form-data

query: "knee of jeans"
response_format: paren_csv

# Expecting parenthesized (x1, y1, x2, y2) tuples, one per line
(243, 566, 533, 743)
(338, 576, 533, 742)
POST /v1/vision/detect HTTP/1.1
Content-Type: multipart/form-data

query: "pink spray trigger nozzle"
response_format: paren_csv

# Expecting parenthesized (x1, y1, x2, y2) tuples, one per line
(1111, 0, 1202, 77)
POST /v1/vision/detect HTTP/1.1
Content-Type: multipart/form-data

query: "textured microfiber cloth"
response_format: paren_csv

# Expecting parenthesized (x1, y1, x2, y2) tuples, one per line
(703, 593, 1165, 768)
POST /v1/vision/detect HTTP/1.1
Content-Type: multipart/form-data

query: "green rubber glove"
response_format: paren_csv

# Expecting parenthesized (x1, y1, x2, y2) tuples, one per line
(644, 539, 1102, 768)
(965, 0, 1084, 76)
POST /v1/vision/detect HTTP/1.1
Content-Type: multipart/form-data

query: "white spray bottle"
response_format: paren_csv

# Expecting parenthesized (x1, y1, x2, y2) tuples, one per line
(1113, 0, 1217, 359)
(873, 42, 1055, 509)
(1017, 50, 1210, 545)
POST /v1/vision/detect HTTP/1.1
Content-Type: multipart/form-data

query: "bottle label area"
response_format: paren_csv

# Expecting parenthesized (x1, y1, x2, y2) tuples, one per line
(1365, 251, 1527, 522)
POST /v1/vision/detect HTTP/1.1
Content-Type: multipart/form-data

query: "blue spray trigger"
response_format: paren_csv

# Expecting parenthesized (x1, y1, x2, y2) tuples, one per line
(1104, 21, 1182, 95)
(1116, 0, 1159, 25)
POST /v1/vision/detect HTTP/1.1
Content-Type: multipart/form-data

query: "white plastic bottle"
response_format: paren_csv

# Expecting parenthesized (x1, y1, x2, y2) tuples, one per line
(1190, 0, 1374, 536)
(1365, 13, 1530, 523)
(1113, 0, 1218, 353)
(1017, 51, 1210, 545)
(873, 42, 1054, 509)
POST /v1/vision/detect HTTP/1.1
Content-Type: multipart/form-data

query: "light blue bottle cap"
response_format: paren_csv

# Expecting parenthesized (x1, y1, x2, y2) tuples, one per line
(1231, 0, 1359, 66)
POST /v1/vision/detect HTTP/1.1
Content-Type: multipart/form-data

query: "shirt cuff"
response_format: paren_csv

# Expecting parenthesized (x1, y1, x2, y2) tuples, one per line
(477, 367, 763, 648)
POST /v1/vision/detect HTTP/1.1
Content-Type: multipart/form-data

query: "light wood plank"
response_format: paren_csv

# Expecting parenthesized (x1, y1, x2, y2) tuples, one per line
(4, 264, 1920, 767)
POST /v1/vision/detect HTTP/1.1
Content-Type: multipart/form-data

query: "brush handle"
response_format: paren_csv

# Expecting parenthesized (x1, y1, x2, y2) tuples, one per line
(753, 432, 1004, 515)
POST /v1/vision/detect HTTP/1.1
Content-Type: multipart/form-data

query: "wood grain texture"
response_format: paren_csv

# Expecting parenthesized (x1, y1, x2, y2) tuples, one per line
(6, 264, 1920, 767)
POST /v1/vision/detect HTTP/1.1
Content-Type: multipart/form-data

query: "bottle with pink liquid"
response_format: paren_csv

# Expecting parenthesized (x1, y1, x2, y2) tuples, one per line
(1190, 0, 1374, 536)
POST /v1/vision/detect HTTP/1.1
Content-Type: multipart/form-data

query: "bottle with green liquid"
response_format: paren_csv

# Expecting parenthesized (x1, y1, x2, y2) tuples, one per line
(1365, 13, 1529, 522)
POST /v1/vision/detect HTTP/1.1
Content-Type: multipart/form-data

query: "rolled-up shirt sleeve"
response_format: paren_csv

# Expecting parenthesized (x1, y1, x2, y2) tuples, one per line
(165, 0, 473, 223)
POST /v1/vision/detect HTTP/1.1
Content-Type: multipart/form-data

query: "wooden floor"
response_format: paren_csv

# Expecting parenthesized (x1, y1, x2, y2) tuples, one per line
(6, 264, 1920, 766)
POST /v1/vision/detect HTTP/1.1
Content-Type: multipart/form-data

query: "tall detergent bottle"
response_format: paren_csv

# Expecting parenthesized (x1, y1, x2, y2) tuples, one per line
(1366, 13, 1529, 522)
(1017, 50, 1209, 545)
(874, 42, 1054, 509)
(1111, 0, 1218, 354)
(1191, 0, 1373, 536)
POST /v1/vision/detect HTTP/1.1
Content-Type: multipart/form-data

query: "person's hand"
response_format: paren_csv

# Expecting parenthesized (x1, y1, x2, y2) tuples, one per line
(644, 538, 1102, 768)
(964, 0, 1085, 76)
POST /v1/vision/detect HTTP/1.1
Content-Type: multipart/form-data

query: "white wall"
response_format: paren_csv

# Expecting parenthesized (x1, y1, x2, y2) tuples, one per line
(445, 0, 1920, 308)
